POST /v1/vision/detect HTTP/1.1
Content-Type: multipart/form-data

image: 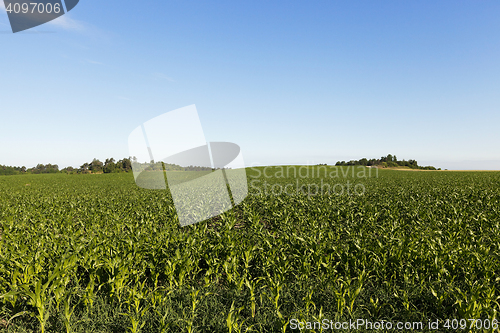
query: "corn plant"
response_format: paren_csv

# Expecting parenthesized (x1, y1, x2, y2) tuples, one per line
(0, 169, 498, 332)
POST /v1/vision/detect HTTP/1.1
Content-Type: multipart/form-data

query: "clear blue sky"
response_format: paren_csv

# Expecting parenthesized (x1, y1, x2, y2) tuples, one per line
(1, 0, 499, 170)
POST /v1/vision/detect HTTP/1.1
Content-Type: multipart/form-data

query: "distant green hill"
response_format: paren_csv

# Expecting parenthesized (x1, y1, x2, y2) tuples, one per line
(335, 154, 440, 170)
(0, 158, 215, 176)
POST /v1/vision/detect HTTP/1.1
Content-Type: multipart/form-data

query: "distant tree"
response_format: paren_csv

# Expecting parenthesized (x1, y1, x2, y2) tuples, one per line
(118, 158, 132, 172)
(33, 164, 44, 174)
(0, 165, 17, 175)
(333, 155, 439, 169)
(104, 158, 116, 173)
(28, 163, 58, 174)
(2, 158, 214, 176)
(79, 162, 90, 174)
(62, 166, 75, 174)
(89, 159, 103, 173)
(46, 164, 59, 173)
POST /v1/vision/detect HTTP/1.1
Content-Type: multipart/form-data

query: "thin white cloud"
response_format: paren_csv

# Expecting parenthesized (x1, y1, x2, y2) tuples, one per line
(153, 73, 175, 82)
(117, 96, 133, 101)
(86, 59, 104, 65)
(48, 14, 85, 31)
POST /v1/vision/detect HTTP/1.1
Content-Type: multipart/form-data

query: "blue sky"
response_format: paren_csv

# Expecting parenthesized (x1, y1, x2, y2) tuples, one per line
(1, 0, 499, 170)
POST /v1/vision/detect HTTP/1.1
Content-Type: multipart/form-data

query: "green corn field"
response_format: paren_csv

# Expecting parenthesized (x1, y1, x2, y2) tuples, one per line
(0, 167, 499, 332)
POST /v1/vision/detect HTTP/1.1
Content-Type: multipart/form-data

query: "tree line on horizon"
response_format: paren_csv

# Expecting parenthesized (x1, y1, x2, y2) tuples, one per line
(335, 154, 440, 170)
(1, 154, 439, 176)
(0, 157, 216, 176)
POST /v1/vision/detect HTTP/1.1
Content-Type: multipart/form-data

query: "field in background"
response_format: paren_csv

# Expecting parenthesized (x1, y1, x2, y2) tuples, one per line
(0, 168, 499, 332)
